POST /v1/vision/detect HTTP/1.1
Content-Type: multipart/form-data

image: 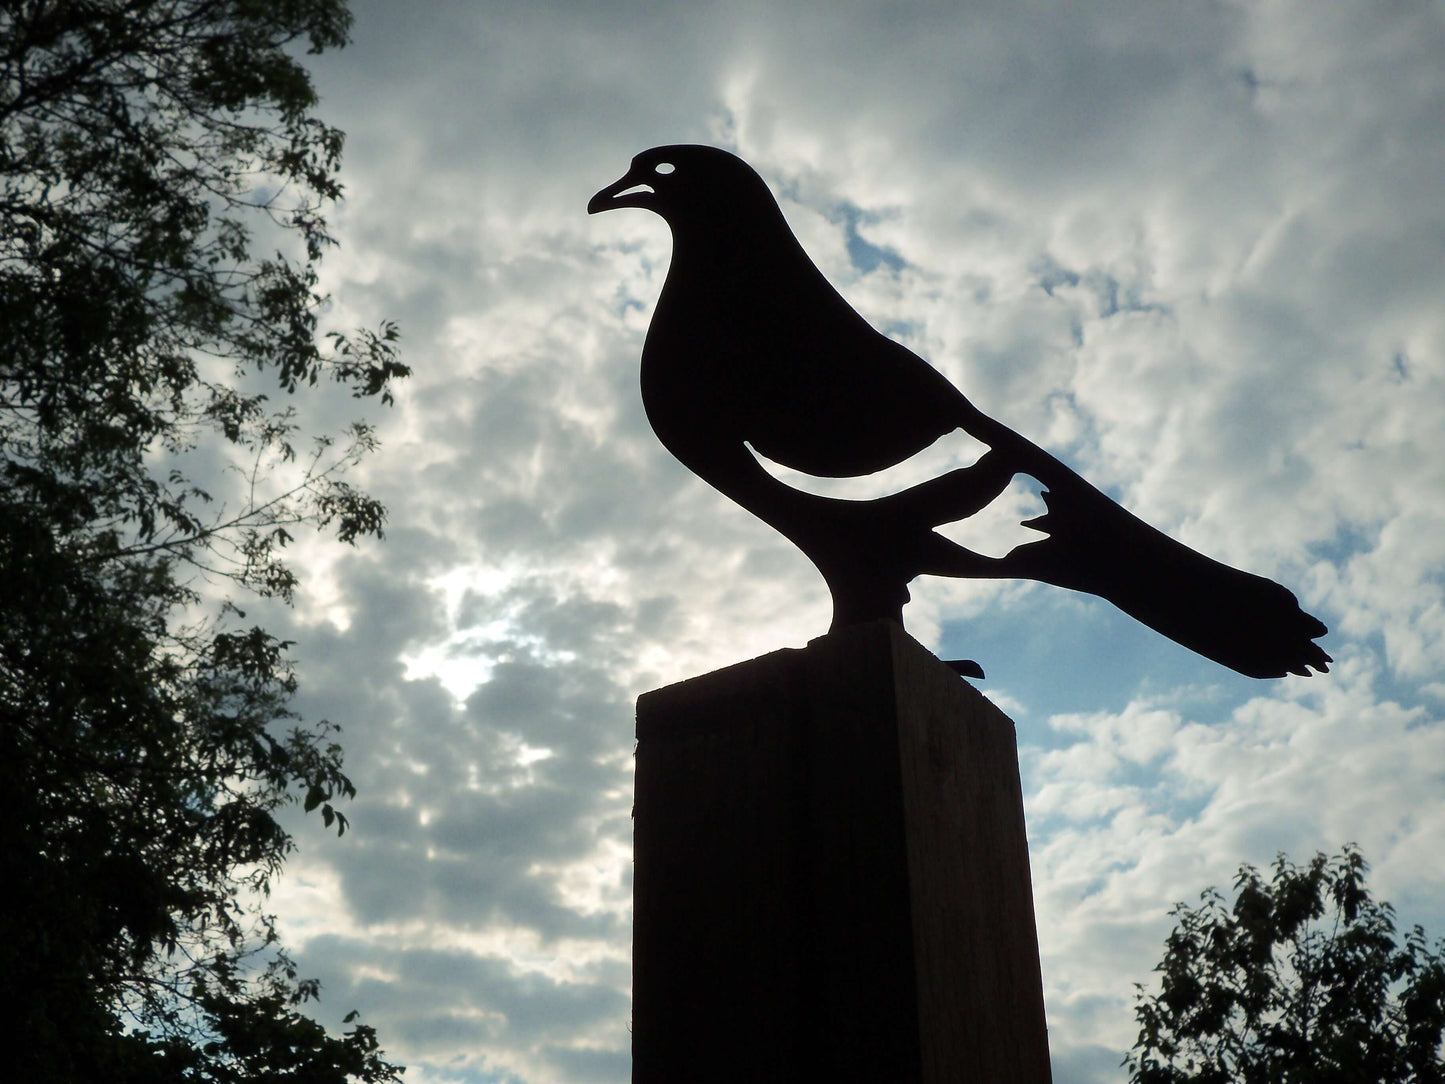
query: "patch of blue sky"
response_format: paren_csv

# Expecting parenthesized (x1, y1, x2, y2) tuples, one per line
(1031, 254, 1164, 320)
(824, 198, 907, 275)
(937, 586, 1265, 736)
(1031, 253, 1080, 296)
(1306, 520, 1380, 568)
(843, 216, 905, 274)
(878, 317, 924, 342)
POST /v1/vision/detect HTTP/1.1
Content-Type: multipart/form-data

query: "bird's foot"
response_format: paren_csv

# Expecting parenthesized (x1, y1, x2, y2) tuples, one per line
(943, 658, 985, 679)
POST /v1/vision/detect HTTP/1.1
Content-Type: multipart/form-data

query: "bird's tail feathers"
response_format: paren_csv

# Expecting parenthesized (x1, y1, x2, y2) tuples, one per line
(994, 480, 1331, 678)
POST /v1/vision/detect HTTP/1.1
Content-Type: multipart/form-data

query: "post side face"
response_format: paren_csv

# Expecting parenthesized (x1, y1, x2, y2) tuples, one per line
(633, 625, 924, 1082)
(889, 625, 1053, 1084)
(792, 622, 925, 1079)
(633, 649, 807, 1082)
(632, 622, 1051, 1084)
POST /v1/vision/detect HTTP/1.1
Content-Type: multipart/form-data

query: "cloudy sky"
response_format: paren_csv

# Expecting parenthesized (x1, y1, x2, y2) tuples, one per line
(249, 2, 1445, 1081)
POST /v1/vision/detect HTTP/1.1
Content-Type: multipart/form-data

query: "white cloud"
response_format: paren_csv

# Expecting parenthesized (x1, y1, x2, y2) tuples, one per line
(257, 2, 1445, 1079)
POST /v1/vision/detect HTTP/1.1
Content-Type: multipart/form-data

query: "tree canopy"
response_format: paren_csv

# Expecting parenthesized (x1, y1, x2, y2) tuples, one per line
(2, 1, 407, 1079)
(1127, 845, 1445, 1084)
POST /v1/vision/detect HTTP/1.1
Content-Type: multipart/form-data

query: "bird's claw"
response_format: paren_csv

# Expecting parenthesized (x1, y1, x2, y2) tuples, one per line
(943, 658, 985, 679)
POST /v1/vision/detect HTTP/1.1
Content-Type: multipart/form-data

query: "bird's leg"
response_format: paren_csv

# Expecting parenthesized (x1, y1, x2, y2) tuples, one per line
(823, 569, 910, 630)
(790, 451, 1019, 628)
(687, 440, 1016, 630)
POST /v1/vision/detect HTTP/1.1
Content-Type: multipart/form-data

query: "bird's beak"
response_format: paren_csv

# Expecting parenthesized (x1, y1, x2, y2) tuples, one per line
(588, 165, 655, 214)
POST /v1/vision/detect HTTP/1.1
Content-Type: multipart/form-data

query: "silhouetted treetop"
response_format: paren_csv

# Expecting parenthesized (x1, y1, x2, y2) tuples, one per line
(1127, 845, 1445, 1084)
(2, 2, 406, 1080)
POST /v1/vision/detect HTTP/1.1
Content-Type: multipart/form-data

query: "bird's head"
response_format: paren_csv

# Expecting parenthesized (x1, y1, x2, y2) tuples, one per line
(587, 145, 776, 231)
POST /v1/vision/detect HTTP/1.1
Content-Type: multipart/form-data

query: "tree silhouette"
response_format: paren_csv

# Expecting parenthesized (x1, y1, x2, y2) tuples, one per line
(2, 2, 406, 1079)
(1127, 846, 1445, 1084)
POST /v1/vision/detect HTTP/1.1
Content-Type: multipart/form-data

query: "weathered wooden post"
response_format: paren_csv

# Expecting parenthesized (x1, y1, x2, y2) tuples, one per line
(632, 620, 1052, 1083)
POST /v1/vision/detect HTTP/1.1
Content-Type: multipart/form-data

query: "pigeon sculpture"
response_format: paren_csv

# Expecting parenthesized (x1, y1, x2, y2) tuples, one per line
(589, 145, 1330, 679)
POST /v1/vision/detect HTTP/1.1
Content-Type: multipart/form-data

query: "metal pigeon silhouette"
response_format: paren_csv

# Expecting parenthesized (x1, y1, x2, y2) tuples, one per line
(589, 145, 1330, 680)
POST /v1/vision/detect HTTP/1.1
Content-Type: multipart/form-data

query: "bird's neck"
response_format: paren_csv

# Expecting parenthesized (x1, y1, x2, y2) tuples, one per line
(664, 201, 831, 307)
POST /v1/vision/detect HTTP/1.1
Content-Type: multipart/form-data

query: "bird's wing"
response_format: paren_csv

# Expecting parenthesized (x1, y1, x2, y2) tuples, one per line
(743, 332, 971, 478)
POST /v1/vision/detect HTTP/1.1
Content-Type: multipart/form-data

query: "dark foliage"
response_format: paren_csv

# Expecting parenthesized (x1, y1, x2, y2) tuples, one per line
(1, 1, 407, 1079)
(1127, 845, 1445, 1084)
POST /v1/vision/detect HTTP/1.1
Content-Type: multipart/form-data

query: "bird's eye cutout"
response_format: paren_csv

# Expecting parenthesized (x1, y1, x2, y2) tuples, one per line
(654, 162, 676, 175)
